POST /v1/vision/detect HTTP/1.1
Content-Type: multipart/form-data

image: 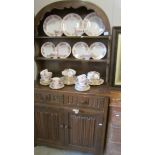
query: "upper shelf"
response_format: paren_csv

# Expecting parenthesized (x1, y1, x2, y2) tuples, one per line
(35, 57, 109, 63)
(34, 35, 111, 39)
(34, 1, 111, 35)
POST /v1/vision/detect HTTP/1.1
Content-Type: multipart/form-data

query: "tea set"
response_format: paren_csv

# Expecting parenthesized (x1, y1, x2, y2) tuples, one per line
(40, 68, 104, 91)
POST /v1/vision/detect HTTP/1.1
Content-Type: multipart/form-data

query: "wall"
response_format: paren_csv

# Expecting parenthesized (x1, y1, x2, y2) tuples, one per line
(34, 0, 121, 79)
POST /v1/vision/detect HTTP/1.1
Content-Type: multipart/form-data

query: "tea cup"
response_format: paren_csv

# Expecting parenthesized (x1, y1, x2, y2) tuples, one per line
(62, 69, 76, 77)
(87, 71, 100, 80)
(76, 74, 88, 86)
(51, 77, 63, 88)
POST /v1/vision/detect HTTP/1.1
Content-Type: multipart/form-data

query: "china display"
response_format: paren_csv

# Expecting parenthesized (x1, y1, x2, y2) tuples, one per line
(34, 1, 120, 155)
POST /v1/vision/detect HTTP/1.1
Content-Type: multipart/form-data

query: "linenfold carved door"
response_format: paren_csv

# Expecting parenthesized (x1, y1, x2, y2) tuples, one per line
(64, 108, 104, 154)
(34, 106, 64, 145)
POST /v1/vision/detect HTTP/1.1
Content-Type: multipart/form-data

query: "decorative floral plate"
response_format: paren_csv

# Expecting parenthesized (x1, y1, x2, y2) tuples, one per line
(90, 42, 107, 59)
(72, 42, 89, 59)
(56, 42, 71, 58)
(43, 15, 63, 36)
(83, 12, 105, 36)
(62, 13, 83, 36)
(41, 42, 56, 58)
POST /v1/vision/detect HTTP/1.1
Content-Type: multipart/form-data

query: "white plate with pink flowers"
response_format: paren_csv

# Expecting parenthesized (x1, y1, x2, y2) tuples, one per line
(90, 42, 107, 60)
(43, 15, 63, 36)
(41, 42, 56, 58)
(72, 42, 90, 59)
(83, 12, 105, 36)
(56, 42, 71, 58)
(62, 13, 83, 36)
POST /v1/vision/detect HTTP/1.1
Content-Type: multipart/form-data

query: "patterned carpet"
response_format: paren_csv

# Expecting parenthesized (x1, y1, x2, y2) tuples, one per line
(34, 146, 93, 155)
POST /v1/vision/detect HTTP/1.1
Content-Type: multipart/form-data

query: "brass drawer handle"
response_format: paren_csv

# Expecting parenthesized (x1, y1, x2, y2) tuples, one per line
(72, 109, 79, 114)
(64, 125, 68, 129)
(98, 123, 103, 126)
(60, 124, 64, 128)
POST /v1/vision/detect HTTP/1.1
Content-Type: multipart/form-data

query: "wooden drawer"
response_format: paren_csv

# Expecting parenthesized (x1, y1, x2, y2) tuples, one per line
(34, 91, 64, 105)
(111, 108, 121, 127)
(107, 127, 121, 143)
(104, 142, 121, 155)
(111, 127, 121, 143)
(64, 94, 109, 110)
(108, 106, 121, 128)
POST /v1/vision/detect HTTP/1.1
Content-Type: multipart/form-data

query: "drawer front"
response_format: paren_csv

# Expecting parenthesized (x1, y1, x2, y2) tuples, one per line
(105, 142, 121, 155)
(108, 107, 121, 128)
(64, 94, 108, 110)
(34, 91, 64, 105)
(111, 108, 121, 127)
(110, 127, 121, 143)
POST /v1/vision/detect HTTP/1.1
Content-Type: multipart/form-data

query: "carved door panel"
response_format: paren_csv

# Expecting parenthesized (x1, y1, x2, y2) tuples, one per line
(34, 106, 64, 145)
(64, 108, 104, 154)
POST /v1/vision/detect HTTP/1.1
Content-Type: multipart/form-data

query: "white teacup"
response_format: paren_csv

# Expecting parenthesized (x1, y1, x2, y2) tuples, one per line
(77, 74, 87, 83)
(41, 76, 51, 82)
(51, 77, 63, 88)
(40, 69, 52, 78)
(87, 71, 100, 80)
(62, 69, 76, 77)
(76, 74, 88, 86)
(40, 69, 48, 76)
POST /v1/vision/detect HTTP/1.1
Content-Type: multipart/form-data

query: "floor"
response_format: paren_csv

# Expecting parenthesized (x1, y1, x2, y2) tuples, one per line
(34, 146, 93, 155)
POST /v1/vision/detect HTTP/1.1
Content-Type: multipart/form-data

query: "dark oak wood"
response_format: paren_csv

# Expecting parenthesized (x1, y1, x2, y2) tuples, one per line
(34, 1, 121, 155)
(34, 83, 109, 155)
(35, 106, 64, 145)
(104, 92, 121, 155)
(35, 57, 109, 63)
(35, 36, 111, 39)
(34, 0, 111, 85)
(34, 82, 121, 155)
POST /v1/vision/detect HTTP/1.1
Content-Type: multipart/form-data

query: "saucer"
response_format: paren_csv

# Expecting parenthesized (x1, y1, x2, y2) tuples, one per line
(88, 79, 104, 86)
(75, 84, 90, 91)
(40, 79, 51, 86)
(49, 83, 64, 89)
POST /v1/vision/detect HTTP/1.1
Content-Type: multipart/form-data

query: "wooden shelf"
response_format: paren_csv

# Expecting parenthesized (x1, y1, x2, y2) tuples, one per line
(34, 35, 111, 39)
(35, 57, 109, 63)
(34, 80, 109, 95)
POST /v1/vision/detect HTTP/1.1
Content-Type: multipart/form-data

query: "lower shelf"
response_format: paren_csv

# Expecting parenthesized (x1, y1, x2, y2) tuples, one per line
(34, 80, 110, 96)
(35, 57, 109, 63)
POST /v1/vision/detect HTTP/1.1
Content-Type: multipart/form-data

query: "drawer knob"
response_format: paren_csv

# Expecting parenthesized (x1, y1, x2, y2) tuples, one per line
(115, 114, 120, 117)
(60, 124, 64, 128)
(72, 109, 79, 114)
(98, 123, 103, 126)
(64, 125, 68, 129)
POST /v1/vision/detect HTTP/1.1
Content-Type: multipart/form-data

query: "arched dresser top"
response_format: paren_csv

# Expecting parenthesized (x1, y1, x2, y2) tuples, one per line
(34, 0, 111, 35)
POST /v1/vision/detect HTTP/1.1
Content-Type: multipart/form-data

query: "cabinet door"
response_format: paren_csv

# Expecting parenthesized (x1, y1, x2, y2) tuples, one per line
(64, 108, 105, 154)
(34, 106, 64, 145)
